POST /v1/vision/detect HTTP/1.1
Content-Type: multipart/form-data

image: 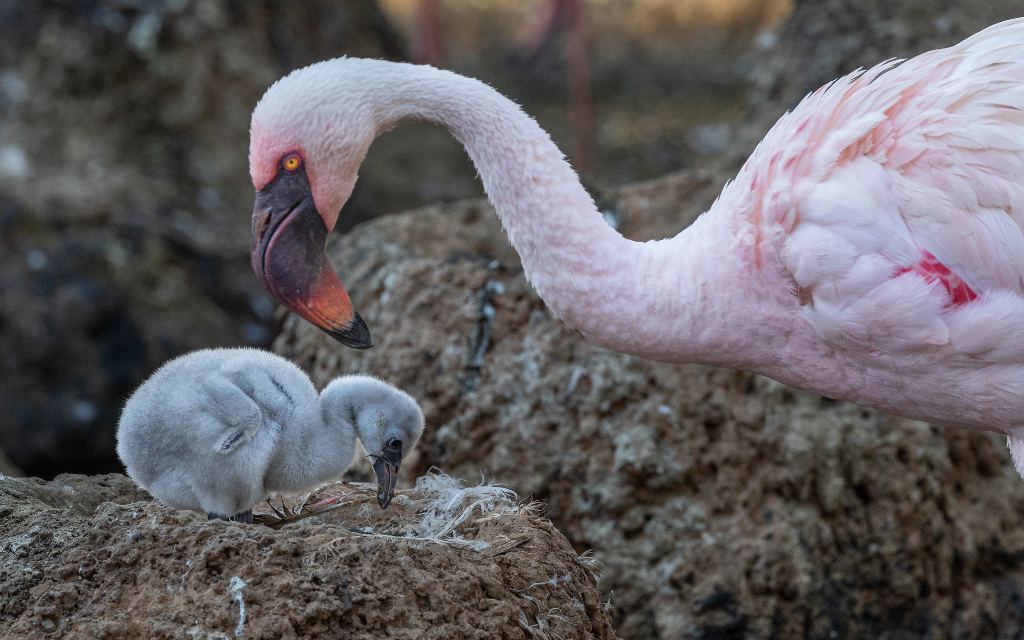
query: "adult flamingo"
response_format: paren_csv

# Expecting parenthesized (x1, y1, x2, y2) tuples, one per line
(248, 19, 1024, 475)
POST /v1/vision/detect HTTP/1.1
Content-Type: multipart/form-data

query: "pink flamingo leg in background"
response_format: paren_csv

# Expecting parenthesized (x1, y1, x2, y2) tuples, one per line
(412, 0, 442, 66)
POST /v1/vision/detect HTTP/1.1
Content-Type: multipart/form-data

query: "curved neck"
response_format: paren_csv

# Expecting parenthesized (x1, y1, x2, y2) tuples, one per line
(264, 389, 355, 492)
(319, 378, 387, 452)
(361, 62, 742, 361)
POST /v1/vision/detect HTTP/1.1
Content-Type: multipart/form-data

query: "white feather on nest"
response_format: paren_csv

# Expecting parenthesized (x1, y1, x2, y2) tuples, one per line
(261, 470, 526, 553)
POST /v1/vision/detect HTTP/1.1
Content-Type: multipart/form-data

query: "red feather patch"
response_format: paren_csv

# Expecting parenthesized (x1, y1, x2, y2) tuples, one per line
(896, 250, 978, 305)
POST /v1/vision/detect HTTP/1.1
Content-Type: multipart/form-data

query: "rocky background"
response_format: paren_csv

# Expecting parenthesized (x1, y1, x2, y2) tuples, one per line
(4, 0, 1024, 639)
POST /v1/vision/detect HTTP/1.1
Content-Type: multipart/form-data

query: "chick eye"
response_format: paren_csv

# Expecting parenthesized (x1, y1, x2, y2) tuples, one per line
(385, 437, 402, 451)
(281, 153, 302, 172)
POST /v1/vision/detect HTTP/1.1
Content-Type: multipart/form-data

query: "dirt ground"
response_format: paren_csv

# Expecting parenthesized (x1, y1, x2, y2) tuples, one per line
(0, 472, 617, 639)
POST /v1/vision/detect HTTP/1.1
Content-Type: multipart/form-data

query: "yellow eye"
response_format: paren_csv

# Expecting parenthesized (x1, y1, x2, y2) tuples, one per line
(282, 153, 302, 172)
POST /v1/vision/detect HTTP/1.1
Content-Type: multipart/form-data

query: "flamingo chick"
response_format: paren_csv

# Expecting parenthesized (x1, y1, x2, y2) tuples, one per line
(116, 348, 424, 522)
(246, 19, 1024, 478)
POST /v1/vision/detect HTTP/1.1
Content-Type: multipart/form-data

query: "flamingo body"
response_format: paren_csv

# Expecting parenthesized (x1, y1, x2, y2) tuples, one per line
(247, 19, 1024, 477)
(735, 20, 1024, 440)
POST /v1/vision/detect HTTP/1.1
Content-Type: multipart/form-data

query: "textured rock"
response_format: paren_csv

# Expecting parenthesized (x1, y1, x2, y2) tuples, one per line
(753, 0, 1022, 107)
(733, 0, 1023, 164)
(276, 169, 1024, 639)
(0, 473, 616, 639)
(0, 450, 22, 478)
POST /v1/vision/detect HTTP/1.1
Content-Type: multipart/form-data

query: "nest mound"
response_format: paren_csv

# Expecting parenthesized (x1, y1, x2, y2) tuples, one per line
(0, 472, 616, 639)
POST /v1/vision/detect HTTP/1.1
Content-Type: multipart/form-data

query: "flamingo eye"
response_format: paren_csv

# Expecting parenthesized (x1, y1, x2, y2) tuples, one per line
(281, 153, 302, 172)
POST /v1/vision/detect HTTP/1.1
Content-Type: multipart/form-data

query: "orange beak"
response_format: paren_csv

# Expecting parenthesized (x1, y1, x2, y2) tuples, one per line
(251, 170, 372, 349)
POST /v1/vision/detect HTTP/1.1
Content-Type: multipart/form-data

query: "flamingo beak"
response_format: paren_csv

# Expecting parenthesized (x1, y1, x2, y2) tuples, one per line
(371, 439, 403, 509)
(251, 170, 372, 349)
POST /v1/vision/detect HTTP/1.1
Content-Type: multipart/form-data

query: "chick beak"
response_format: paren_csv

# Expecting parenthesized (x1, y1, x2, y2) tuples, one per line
(371, 441, 403, 509)
(251, 170, 372, 349)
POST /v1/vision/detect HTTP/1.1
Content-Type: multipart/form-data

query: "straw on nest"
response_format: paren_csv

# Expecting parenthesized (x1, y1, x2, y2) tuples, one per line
(253, 469, 536, 554)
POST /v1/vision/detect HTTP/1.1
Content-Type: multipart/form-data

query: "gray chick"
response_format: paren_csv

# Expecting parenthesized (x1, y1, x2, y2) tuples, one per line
(116, 348, 424, 522)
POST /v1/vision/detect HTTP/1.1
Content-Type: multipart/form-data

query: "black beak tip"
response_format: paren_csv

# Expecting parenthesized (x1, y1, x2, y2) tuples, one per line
(330, 312, 373, 349)
(372, 443, 402, 510)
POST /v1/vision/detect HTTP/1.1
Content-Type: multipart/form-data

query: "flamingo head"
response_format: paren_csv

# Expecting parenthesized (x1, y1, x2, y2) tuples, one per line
(248, 62, 377, 348)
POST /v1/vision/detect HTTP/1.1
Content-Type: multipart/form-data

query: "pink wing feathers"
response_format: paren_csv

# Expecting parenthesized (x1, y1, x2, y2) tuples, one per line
(740, 18, 1024, 356)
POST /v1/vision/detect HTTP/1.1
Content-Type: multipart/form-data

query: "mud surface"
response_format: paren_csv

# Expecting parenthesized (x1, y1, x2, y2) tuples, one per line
(0, 473, 616, 639)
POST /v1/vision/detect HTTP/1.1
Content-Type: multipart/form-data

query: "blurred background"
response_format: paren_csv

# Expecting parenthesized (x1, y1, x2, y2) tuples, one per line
(0, 0, 792, 478)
